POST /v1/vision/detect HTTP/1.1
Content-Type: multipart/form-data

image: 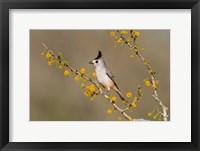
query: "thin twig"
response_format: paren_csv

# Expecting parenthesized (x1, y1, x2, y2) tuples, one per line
(117, 33, 168, 121)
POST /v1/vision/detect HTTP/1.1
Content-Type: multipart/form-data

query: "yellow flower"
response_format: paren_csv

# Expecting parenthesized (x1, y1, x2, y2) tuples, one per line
(122, 100, 127, 104)
(110, 31, 115, 36)
(148, 112, 152, 117)
(59, 65, 63, 69)
(89, 84, 95, 92)
(58, 52, 62, 55)
(46, 52, 52, 59)
(120, 30, 128, 35)
(126, 92, 132, 98)
(148, 69, 153, 74)
(134, 31, 140, 37)
(143, 60, 148, 65)
(151, 85, 156, 89)
(131, 102, 137, 108)
(132, 30, 140, 37)
(80, 68, 86, 74)
(92, 72, 96, 78)
(90, 84, 95, 88)
(132, 30, 136, 34)
(84, 91, 89, 97)
(89, 87, 95, 92)
(64, 70, 70, 76)
(117, 116, 122, 120)
(138, 89, 142, 93)
(145, 80, 151, 87)
(86, 86, 90, 90)
(81, 84, 85, 88)
(74, 76, 79, 81)
(134, 96, 138, 101)
(111, 96, 117, 102)
(48, 61, 52, 66)
(155, 80, 159, 86)
(41, 51, 45, 56)
(107, 109, 112, 114)
(117, 39, 121, 43)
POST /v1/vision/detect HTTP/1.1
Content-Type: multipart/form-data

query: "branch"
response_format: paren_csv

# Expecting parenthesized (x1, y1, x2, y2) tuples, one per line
(42, 42, 135, 121)
(117, 31, 169, 121)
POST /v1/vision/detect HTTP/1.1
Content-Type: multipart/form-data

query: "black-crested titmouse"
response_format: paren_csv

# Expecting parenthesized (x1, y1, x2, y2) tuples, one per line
(89, 51, 127, 103)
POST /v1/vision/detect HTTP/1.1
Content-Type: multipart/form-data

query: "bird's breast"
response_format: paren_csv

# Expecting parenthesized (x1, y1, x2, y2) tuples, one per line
(95, 68, 114, 88)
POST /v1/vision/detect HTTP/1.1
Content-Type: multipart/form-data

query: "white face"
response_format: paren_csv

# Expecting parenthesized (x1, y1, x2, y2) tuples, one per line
(91, 60, 99, 67)
(89, 58, 105, 68)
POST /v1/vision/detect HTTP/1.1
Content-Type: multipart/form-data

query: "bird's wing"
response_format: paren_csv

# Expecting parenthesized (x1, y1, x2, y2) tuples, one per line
(106, 69, 119, 89)
(106, 68, 114, 78)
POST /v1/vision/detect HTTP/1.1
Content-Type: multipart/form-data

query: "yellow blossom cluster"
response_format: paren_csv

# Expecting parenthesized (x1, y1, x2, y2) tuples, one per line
(147, 110, 161, 121)
(43, 50, 99, 102)
(45, 52, 54, 66)
(44, 51, 69, 70)
(84, 84, 97, 99)
(46, 52, 52, 59)
(132, 30, 140, 37)
(131, 102, 137, 108)
(120, 30, 128, 35)
(89, 84, 95, 92)
(110, 30, 142, 53)
(127, 86, 143, 109)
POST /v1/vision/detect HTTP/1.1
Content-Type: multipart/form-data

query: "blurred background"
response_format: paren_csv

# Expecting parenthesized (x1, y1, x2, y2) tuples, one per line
(30, 30, 170, 121)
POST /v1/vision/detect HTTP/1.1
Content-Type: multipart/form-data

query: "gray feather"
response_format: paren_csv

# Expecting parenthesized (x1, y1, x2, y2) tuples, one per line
(106, 69, 114, 78)
(106, 69, 119, 89)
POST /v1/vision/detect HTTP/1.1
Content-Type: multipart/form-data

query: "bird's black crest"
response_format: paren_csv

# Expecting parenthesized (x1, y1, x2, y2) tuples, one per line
(94, 51, 102, 60)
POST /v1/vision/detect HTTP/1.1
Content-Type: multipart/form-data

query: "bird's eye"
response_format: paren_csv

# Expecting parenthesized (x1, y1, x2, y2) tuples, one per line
(96, 60, 98, 63)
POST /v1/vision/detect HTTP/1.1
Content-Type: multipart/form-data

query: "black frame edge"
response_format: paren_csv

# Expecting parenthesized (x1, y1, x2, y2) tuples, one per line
(0, 0, 199, 151)
(1, 0, 9, 150)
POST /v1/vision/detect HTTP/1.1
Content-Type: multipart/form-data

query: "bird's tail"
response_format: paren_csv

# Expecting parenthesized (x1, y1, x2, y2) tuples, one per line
(114, 87, 129, 104)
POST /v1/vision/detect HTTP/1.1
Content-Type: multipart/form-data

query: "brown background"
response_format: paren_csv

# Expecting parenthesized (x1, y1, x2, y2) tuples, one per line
(30, 30, 170, 121)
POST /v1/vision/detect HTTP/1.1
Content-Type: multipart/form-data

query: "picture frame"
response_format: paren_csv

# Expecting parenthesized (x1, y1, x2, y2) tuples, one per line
(0, 0, 199, 150)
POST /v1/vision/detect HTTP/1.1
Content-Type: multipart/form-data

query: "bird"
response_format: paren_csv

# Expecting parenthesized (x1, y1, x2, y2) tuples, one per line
(89, 51, 128, 103)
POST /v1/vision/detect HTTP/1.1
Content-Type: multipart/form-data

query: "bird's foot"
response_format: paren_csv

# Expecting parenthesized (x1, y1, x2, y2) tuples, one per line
(94, 80, 100, 86)
(102, 91, 108, 96)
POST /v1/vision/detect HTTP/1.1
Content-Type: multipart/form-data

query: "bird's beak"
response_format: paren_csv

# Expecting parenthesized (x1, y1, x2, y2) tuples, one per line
(89, 61, 94, 64)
